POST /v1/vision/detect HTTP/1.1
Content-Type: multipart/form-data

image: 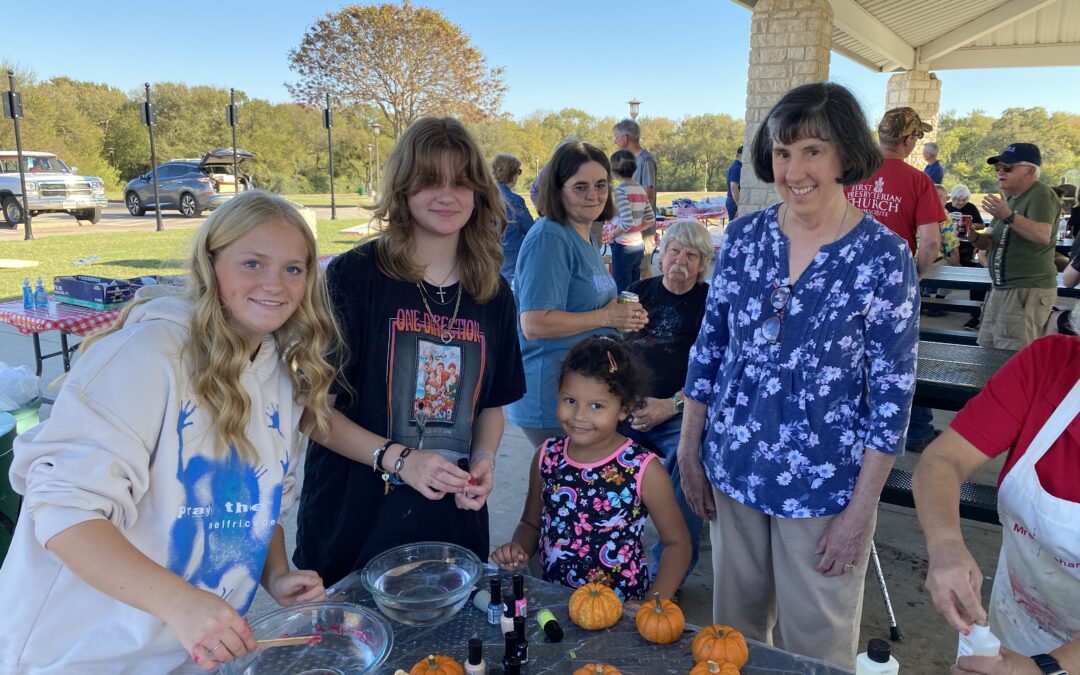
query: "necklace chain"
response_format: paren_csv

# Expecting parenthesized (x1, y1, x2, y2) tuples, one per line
(419, 279, 457, 306)
(417, 281, 463, 344)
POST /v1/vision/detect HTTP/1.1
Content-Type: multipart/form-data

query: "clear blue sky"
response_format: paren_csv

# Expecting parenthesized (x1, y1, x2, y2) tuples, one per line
(4, 1, 1079, 126)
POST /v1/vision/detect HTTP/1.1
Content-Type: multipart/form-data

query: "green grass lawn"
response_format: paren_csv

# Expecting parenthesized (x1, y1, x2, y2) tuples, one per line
(0, 219, 366, 302)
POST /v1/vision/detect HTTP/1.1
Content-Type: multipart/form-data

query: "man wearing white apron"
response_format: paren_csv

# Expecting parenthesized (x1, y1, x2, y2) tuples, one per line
(915, 333, 1080, 674)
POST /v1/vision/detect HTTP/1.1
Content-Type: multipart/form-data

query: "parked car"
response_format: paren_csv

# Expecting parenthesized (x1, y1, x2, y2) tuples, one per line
(124, 148, 254, 217)
(0, 151, 107, 227)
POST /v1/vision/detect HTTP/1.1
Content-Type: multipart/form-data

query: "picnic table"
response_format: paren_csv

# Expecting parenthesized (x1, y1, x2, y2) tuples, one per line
(914, 340, 1015, 412)
(318, 571, 851, 674)
(0, 298, 120, 376)
(920, 265, 1080, 298)
(1058, 237, 1075, 256)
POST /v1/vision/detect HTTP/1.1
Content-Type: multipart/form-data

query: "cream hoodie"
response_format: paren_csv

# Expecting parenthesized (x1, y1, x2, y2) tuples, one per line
(0, 295, 303, 674)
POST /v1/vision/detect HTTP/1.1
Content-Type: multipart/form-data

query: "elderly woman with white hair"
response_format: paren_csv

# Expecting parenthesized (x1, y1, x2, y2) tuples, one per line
(624, 218, 714, 593)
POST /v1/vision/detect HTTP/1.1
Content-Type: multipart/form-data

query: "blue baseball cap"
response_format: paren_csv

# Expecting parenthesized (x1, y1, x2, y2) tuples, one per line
(987, 143, 1041, 166)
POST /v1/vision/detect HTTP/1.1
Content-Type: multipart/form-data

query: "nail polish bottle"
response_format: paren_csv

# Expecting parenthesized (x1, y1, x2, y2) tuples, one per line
(500, 599, 515, 636)
(464, 636, 486, 675)
(513, 614, 528, 664)
(487, 578, 502, 625)
(502, 632, 518, 670)
(504, 657, 521, 675)
(536, 608, 564, 642)
(512, 574, 527, 617)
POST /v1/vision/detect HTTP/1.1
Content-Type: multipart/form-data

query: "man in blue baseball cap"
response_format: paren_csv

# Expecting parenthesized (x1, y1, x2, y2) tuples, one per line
(967, 143, 1062, 349)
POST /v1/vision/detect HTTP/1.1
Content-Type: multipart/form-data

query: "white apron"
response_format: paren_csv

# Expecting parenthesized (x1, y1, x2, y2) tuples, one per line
(989, 378, 1080, 654)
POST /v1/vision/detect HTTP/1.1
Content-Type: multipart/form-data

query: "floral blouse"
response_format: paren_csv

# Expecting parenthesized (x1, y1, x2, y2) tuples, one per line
(537, 436, 657, 600)
(685, 204, 919, 518)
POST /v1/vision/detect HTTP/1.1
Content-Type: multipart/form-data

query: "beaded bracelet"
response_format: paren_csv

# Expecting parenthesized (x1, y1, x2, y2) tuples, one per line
(372, 439, 393, 474)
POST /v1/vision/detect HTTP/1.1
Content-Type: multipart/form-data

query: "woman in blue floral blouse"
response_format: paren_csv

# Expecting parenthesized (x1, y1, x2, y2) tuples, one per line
(676, 82, 919, 670)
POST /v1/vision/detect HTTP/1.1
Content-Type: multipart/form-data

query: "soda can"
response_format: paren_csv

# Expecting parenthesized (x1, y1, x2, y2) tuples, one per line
(618, 291, 639, 333)
(960, 215, 972, 238)
(950, 211, 965, 237)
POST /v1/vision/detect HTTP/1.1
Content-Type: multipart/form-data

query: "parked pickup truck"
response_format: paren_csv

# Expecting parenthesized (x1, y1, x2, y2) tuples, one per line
(0, 151, 108, 227)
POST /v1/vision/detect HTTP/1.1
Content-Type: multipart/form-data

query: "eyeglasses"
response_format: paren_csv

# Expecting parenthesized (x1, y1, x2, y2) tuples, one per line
(567, 181, 609, 198)
(761, 284, 792, 343)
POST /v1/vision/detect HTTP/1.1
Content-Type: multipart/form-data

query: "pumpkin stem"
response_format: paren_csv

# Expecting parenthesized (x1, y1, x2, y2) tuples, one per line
(653, 592, 663, 613)
(427, 655, 436, 667)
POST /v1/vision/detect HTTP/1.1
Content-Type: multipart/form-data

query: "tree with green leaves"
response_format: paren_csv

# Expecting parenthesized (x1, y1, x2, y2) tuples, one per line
(287, 2, 506, 138)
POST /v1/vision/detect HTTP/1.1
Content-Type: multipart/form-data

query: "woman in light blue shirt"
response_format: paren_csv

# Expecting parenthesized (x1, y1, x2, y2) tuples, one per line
(508, 141, 648, 447)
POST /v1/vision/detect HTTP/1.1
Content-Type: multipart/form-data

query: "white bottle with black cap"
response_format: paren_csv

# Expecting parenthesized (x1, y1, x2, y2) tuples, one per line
(856, 638, 899, 674)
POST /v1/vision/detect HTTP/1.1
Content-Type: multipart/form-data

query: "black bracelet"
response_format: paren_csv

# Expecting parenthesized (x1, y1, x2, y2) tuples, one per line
(392, 446, 414, 478)
(372, 439, 393, 473)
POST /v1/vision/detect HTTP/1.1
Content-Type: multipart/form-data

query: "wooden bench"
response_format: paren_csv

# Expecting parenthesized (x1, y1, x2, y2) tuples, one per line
(921, 298, 983, 315)
(920, 329, 978, 346)
(880, 467, 999, 525)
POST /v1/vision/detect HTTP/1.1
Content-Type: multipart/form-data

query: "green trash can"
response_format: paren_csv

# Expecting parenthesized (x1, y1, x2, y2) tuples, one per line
(0, 411, 18, 565)
(5, 396, 40, 434)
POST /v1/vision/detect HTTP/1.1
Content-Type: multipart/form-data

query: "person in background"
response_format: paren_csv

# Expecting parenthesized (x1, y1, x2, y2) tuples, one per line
(294, 117, 525, 585)
(923, 141, 944, 185)
(946, 184, 988, 330)
(678, 82, 918, 670)
(914, 330, 1080, 675)
(608, 149, 656, 292)
(614, 118, 658, 279)
(0, 191, 336, 672)
(509, 141, 648, 448)
(624, 218, 713, 595)
(725, 146, 743, 220)
(492, 153, 535, 290)
(970, 143, 1061, 351)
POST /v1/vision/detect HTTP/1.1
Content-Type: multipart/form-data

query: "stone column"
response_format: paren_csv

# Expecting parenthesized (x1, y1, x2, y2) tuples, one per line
(738, 0, 833, 217)
(884, 70, 942, 170)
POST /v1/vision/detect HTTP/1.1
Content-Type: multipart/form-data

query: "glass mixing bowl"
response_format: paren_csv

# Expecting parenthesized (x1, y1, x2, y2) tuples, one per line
(361, 541, 483, 627)
(225, 601, 393, 675)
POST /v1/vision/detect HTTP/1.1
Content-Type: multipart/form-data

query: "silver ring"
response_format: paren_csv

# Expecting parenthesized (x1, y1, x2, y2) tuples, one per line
(843, 562, 855, 569)
(209, 643, 221, 654)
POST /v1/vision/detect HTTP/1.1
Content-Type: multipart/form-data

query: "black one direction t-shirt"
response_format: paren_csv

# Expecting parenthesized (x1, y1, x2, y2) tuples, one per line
(626, 276, 708, 399)
(295, 241, 525, 584)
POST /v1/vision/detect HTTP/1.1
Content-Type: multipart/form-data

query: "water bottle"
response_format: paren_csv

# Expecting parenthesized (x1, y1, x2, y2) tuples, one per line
(855, 638, 899, 674)
(33, 276, 48, 309)
(22, 277, 33, 309)
(957, 624, 1001, 660)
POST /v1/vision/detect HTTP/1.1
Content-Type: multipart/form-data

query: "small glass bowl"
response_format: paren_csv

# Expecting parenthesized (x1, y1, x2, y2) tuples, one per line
(225, 601, 393, 675)
(361, 541, 483, 626)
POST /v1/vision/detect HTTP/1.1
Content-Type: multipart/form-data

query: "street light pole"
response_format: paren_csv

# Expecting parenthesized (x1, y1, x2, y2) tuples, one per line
(227, 89, 239, 194)
(324, 93, 336, 220)
(143, 83, 164, 232)
(372, 122, 382, 199)
(4, 70, 32, 239)
(627, 98, 641, 120)
(366, 144, 373, 195)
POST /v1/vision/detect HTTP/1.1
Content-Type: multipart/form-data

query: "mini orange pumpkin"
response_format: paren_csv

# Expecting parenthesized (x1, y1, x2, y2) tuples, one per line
(409, 654, 463, 675)
(635, 592, 685, 644)
(690, 659, 741, 675)
(691, 625, 748, 668)
(568, 582, 623, 630)
(573, 664, 624, 675)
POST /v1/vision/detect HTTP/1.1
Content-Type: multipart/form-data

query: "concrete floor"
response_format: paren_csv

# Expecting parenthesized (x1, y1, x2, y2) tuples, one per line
(0, 280, 1016, 674)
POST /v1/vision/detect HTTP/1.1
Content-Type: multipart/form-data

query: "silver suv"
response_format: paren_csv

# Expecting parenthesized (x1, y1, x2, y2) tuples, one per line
(124, 148, 254, 217)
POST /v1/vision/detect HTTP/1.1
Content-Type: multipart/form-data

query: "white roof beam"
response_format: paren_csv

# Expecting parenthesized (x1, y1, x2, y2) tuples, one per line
(830, 0, 915, 70)
(930, 44, 1080, 70)
(917, 0, 1062, 67)
(831, 43, 890, 72)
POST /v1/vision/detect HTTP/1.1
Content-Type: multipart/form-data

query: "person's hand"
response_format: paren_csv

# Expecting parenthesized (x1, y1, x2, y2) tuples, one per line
(455, 453, 495, 511)
(266, 569, 326, 608)
(925, 539, 988, 631)
(814, 502, 875, 577)
(677, 443, 715, 520)
(953, 647, 1041, 675)
(161, 586, 257, 671)
(491, 542, 529, 571)
(629, 397, 677, 433)
(603, 297, 649, 332)
(396, 447, 471, 500)
(981, 193, 1013, 223)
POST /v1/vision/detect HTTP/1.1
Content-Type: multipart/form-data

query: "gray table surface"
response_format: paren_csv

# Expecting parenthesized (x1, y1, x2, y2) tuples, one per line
(323, 570, 852, 674)
(920, 265, 1080, 298)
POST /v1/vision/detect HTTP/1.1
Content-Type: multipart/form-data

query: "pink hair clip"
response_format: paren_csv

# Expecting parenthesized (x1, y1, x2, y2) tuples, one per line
(607, 350, 618, 373)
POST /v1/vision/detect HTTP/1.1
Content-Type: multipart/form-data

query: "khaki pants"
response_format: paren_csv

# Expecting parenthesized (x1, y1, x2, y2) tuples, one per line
(976, 286, 1056, 350)
(709, 489, 873, 671)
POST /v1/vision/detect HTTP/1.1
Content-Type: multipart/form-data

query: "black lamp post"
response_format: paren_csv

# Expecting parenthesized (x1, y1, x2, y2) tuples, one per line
(372, 122, 382, 198)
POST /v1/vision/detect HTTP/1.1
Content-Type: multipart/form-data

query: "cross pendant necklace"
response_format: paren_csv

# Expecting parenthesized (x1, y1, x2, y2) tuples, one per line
(435, 286, 447, 303)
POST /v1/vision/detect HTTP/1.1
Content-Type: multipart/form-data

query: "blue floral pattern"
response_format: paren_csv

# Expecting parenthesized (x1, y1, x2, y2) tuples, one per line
(685, 204, 919, 517)
(537, 436, 657, 600)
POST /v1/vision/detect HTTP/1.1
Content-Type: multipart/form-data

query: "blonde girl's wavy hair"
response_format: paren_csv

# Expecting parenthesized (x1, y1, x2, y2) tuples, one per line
(82, 190, 341, 462)
(370, 116, 506, 304)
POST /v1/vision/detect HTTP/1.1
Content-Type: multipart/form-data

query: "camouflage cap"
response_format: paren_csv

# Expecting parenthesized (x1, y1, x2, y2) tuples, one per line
(878, 107, 933, 140)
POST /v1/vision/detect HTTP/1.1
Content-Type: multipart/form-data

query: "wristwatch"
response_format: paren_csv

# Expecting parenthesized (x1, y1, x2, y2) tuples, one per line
(1032, 654, 1067, 675)
(1002, 211, 1016, 226)
(671, 391, 685, 414)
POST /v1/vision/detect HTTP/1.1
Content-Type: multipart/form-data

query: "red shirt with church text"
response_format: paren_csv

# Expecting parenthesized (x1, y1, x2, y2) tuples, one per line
(845, 158, 945, 255)
(951, 335, 1080, 502)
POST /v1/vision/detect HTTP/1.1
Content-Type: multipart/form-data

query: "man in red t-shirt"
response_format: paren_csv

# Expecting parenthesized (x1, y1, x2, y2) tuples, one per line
(845, 107, 945, 277)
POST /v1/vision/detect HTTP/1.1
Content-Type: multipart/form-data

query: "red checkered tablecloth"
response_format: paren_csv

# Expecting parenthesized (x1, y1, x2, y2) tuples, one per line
(0, 298, 121, 337)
